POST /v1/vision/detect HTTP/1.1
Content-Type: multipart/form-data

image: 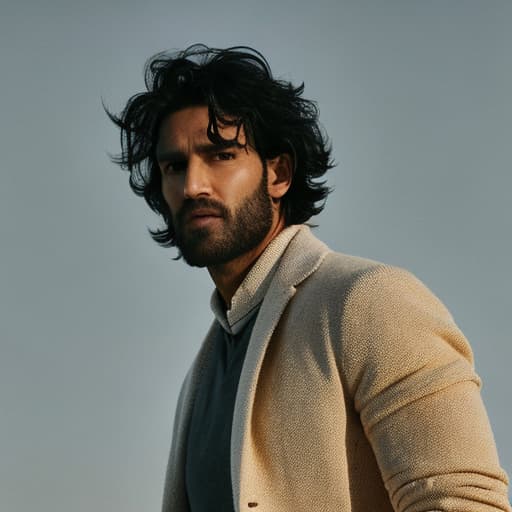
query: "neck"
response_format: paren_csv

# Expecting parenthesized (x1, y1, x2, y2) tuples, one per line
(208, 216, 286, 308)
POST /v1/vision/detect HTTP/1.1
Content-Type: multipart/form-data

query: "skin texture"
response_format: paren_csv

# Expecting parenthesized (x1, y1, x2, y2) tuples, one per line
(156, 106, 292, 306)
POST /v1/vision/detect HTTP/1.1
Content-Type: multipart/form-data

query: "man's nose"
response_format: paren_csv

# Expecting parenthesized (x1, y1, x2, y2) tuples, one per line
(183, 157, 212, 199)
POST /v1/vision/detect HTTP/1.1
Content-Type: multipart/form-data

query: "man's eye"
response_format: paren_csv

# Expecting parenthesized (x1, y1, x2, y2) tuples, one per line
(163, 161, 186, 174)
(214, 152, 235, 161)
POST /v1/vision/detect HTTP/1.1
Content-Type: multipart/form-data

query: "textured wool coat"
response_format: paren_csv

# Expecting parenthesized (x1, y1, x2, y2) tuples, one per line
(162, 226, 510, 512)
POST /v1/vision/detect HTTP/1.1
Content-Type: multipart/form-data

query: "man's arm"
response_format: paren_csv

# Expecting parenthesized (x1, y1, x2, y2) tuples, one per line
(341, 266, 511, 511)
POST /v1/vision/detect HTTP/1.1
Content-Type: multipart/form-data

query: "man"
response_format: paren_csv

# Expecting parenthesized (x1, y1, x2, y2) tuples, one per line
(108, 45, 510, 511)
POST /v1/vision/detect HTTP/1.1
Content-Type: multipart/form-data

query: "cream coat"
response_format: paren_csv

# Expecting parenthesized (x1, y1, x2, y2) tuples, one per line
(162, 226, 510, 512)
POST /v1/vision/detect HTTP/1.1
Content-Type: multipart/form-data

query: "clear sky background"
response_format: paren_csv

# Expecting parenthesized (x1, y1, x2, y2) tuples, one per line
(1, 1, 511, 510)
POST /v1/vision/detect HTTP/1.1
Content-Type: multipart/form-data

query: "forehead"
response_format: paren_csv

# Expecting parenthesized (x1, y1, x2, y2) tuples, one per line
(157, 105, 246, 150)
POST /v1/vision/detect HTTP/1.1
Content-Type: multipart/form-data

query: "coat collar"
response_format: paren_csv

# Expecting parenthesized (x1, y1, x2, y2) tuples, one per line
(210, 225, 303, 335)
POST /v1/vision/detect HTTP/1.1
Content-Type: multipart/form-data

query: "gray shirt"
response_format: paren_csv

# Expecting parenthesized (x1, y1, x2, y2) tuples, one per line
(185, 312, 258, 512)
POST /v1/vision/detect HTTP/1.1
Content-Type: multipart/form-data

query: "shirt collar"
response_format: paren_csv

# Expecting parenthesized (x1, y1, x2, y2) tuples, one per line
(210, 225, 302, 335)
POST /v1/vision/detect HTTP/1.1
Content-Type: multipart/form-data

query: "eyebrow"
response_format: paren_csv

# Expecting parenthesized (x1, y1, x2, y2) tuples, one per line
(156, 140, 245, 162)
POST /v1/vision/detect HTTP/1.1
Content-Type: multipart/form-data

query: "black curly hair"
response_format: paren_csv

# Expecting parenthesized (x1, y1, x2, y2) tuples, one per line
(106, 44, 334, 248)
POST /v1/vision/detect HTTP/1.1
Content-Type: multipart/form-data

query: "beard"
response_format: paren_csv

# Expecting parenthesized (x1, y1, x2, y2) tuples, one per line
(173, 169, 274, 267)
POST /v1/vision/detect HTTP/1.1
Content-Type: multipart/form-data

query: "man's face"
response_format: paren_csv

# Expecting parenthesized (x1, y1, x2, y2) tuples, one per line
(156, 106, 274, 267)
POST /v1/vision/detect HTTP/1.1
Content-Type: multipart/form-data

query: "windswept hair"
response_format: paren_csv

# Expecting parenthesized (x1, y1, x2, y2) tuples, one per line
(106, 44, 334, 248)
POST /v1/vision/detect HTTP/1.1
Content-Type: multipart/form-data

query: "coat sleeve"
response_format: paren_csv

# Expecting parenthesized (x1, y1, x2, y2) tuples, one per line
(341, 266, 511, 512)
(161, 368, 192, 512)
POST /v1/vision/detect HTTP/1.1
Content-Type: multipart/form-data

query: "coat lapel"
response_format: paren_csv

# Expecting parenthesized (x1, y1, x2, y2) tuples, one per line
(230, 226, 330, 511)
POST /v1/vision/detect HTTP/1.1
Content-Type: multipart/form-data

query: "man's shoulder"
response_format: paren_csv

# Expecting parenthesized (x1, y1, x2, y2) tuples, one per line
(300, 245, 389, 301)
(292, 229, 428, 305)
(321, 248, 384, 277)
(279, 225, 433, 310)
(282, 225, 383, 273)
(288, 226, 388, 287)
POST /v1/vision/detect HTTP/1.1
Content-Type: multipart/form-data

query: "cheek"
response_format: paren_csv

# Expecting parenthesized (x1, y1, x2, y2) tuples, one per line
(219, 162, 263, 197)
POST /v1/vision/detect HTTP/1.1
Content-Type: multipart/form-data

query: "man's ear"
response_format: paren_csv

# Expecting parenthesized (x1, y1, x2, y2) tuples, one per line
(266, 153, 293, 201)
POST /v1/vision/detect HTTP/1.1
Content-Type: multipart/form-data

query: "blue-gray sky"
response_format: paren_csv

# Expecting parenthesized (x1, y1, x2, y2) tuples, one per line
(1, 1, 511, 510)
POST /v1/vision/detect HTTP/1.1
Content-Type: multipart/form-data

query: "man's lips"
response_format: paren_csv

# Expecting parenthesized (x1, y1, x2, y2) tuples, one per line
(185, 208, 224, 225)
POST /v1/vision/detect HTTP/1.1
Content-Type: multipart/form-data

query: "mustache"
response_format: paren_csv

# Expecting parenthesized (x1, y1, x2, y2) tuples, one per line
(176, 198, 229, 223)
